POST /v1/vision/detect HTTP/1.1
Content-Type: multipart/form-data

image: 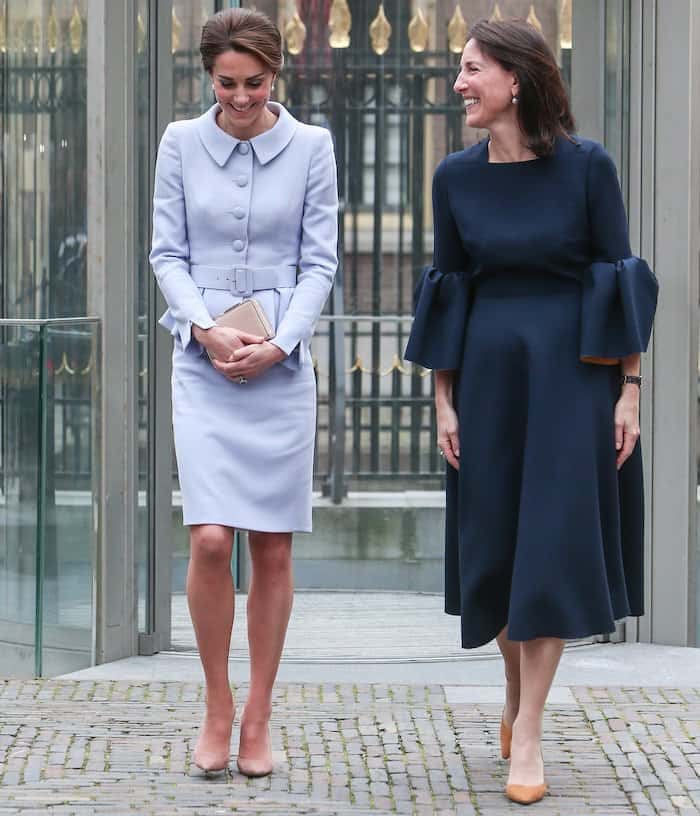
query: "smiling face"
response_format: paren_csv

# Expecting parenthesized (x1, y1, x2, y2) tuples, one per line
(453, 38, 519, 130)
(211, 48, 275, 137)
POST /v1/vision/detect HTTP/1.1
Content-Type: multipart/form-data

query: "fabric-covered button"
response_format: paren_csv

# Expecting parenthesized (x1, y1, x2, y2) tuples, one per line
(238, 143, 250, 155)
(233, 239, 245, 251)
(236, 175, 248, 187)
(233, 207, 246, 219)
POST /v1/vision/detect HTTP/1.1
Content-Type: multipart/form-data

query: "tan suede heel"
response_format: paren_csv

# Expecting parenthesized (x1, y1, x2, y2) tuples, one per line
(500, 718, 513, 759)
(505, 782, 548, 805)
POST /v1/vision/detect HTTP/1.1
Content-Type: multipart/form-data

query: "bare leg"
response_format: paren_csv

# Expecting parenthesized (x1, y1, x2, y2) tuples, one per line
(496, 625, 521, 728)
(507, 637, 564, 787)
(238, 531, 294, 776)
(187, 524, 235, 770)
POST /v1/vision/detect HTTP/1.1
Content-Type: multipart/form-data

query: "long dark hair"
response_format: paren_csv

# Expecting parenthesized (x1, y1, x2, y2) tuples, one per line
(468, 18, 575, 157)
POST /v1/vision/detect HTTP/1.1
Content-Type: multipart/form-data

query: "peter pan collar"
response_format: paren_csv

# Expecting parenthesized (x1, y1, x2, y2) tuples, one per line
(196, 101, 298, 167)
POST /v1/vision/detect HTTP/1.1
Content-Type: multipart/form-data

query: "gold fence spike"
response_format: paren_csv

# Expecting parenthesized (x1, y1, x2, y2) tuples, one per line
(490, 2, 503, 22)
(381, 354, 409, 376)
(69, 3, 82, 54)
(284, 10, 307, 55)
(347, 355, 371, 374)
(137, 11, 146, 55)
(527, 3, 543, 33)
(47, 3, 59, 53)
(32, 17, 41, 53)
(418, 365, 432, 377)
(369, 3, 391, 56)
(171, 7, 181, 53)
(329, 0, 351, 48)
(408, 6, 428, 53)
(13, 19, 24, 53)
(0, 2, 5, 54)
(55, 352, 76, 377)
(559, 0, 572, 49)
(447, 4, 467, 54)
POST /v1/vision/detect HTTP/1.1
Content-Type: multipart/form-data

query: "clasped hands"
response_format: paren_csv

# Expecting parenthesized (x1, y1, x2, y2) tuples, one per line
(193, 325, 286, 382)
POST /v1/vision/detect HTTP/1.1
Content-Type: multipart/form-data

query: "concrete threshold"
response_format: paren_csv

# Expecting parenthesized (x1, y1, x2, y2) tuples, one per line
(61, 642, 700, 687)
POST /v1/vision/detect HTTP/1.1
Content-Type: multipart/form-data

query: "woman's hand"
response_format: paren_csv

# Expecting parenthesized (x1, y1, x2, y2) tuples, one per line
(213, 341, 287, 381)
(193, 324, 264, 361)
(614, 383, 640, 469)
(435, 369, 460, 470)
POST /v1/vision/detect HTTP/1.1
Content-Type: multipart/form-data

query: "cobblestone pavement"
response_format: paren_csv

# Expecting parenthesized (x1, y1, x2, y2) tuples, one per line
(0, 680, 699, 815)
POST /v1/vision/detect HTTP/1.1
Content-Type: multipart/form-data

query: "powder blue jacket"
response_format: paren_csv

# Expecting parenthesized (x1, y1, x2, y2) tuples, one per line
(150, 102, 338, 369)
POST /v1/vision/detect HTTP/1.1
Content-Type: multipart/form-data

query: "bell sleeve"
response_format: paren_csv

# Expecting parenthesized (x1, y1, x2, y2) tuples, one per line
(404, 158, 470, 370)
(580, 143, 658, 364)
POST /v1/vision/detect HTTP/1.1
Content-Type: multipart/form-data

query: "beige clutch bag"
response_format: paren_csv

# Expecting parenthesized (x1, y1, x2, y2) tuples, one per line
(207, 298, 274, 361)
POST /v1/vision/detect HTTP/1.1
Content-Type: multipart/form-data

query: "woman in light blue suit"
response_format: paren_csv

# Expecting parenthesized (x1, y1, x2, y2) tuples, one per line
(150, 8, 338, 776)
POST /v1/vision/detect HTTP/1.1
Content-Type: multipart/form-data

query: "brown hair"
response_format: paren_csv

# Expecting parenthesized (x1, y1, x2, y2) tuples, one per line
(468, 18, 575, 157)
(200, 8, 283, 75)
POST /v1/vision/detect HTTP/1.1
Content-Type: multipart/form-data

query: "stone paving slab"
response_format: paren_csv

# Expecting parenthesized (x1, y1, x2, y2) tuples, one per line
(0, 680, 698, 815)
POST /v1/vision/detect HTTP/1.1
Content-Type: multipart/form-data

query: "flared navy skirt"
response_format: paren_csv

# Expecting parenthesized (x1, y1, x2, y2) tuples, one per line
(445, 270, 644, 647)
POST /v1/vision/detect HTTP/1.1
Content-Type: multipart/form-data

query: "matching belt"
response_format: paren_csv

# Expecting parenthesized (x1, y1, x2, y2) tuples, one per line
(190, 264, 297, 298)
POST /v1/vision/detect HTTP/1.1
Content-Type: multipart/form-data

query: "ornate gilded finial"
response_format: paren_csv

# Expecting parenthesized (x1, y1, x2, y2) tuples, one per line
(559, 0, 572, 49)
(11, 19, 22, 53)
(284, 11, 307, 55)
(408, 6, 429, 53)
(447, 5, 467, 54)
(32, 16, 41, 53)
(69, 4, 83, 54)
(369, 3, 391, 56)
(137, 11, 146, 54)
(328, 0, 351, 49)
(47, 3, 59, 53)
(171, 7, 181, 53)
(0, 2, 5, 54)
(527, 3, 543, 33)
(490, 2, 503, 22)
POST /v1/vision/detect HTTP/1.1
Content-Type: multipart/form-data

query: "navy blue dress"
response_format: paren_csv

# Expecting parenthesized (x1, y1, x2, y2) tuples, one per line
(405, 136, 658, 648)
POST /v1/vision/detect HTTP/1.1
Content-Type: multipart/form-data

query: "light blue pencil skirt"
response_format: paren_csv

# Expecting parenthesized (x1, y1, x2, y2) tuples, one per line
(171, 339, 316, 533)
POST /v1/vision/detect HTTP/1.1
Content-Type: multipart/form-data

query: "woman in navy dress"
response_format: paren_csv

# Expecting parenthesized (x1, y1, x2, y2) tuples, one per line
(406, 19, 657, 805)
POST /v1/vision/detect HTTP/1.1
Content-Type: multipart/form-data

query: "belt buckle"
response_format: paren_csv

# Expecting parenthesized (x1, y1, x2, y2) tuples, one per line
(232, 266, 253, 298)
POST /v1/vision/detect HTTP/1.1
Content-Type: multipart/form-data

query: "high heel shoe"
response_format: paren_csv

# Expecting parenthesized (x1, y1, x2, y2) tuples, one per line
(192, 703, 235, 773)
(237, 713, 273, 778)
(500, 717, 512, 760)
(505, 745, 547, 805)
(505, 782, 548, 805)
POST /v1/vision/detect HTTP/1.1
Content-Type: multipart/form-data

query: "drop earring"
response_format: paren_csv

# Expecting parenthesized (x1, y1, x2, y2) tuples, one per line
(512, 94, 519, 104)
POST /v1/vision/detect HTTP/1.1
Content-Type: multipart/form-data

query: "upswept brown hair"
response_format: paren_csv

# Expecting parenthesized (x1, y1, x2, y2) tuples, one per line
(468, 18, 575, 157)
(200, 8, 283, 75)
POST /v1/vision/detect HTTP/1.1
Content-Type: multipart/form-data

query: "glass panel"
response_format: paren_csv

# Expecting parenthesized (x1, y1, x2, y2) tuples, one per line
(604, 0, 629, 197)
(135, 0, 150, 634)
(0, 324, 41, 676)
(1, 0, 88, 320)
(0, 319, 99, 677)
(41, 320, 99, 675)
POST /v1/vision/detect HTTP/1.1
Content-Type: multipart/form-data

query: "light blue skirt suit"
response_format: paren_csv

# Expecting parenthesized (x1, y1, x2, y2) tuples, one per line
(150, 102, 338, 532)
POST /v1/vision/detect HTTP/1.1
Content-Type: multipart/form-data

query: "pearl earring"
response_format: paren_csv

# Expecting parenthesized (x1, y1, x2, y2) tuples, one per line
(512, 95, 519, 104)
